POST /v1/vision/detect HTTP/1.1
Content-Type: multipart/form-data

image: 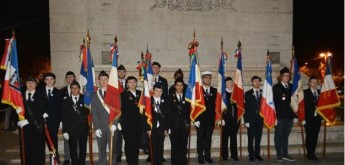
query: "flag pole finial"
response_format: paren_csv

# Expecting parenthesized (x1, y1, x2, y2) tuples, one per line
(86, 30, 91, 47)
(114, 35, 118, 44)
(193, 29, 196, 39)
(237, 40, 242, 49)
(221, 37, 224, 50)
(146, 45, 149, 53)
(266, 49, 270, 62)
(291, 45, 295, 58)
(12, 29, 15, 38)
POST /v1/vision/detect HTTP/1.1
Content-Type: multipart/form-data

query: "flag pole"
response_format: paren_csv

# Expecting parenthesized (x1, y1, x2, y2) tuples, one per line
(266, 50, 271, 161)
(323, 121, 327, 159)
(109, 130, 115, 165)
(219, 38, 224, 164)
(187, 120, 191, 165)
(237, 41, 243, 160)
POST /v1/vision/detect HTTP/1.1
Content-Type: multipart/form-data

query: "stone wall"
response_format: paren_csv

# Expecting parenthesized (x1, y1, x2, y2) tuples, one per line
(50, 0, 293, 87)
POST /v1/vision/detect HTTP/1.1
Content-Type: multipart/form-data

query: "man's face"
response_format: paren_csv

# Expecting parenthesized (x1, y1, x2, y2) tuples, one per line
(44, 77, 55, 87)
(174, 82, 184, 93)
(66, 75, 75, 85)
(118, 70, 126, 79)
(70, 85, 80, 96)
(152, 65, 160, 75)
(309, 79, 318, 89)
(281, 73, 290, 83)
(127, 79, 137, 90)
(202, 75, 212, 86)
(225, 80, 233, 89)
(153, 88, 163, 98)
(98, 76, 109, 88)
(26, 81, 37, 91)
(252, 79, 261, 88)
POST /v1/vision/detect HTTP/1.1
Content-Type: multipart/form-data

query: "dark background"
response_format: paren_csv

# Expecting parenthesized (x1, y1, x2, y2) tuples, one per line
(0, 0, 343, 83)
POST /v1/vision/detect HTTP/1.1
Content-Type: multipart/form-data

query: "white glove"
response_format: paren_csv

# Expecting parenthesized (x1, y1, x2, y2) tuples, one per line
(168, 129, 171, 135)
(43, 113, 49, 119)
(217, 120, 225, 126)
(16, 107, 23, 115)
(17, 119, 29, 128)
(245, 123, 250, 128)
(194, 121, 200, 128)
(110, 125, 117, 132)
(95, 129, 102, 138)
(301, 120, 306, 125)
(117, 123, 122, 131)
(63, 133, 69, 140)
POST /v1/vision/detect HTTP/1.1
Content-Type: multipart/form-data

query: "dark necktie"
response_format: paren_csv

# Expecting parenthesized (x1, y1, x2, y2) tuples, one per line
(179, 95, 182, 103)
(255, 91, 260, 101)
(313, 91, 318, 101)
(206, 89, 209, 97)
(75, 97, 78, 104)
(155, 77, 158, 83)
(48, 89, 51, 99)
(28, 93, 32, 102)
(156, 101, 160, 110)
(120, 81, 124, 88)
(103, 91, 106, 98)
(285, 85, 289, 89)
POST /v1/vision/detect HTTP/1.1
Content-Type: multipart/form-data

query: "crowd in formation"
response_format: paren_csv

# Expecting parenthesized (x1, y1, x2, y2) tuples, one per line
(18, 62, 322, 165)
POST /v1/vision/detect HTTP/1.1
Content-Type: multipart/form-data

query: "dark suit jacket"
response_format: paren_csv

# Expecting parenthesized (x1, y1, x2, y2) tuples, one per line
(244, 89, 263, 123)
(60, 86, 70, 100)
(168, 93, 191, 132)
(147, 96, 171, 132)
(273, 83, 295, 119)
(304, 88, 322, 122)
(156, 76, 169, 97)
(23, 90, 45, 133)
(195, 86, 217, 125)
(120, 90, 145, 133)
(37, 87, 63, 125)
(223, 91, 238, 121)
(62, 95, 89, 138)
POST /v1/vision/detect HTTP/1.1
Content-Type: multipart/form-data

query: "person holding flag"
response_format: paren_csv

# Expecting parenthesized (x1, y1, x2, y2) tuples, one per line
(120, 76, 144, 165)
(244, 76, 264, 161)
(303, 77, 322, 160)
(62, 80, 90, 165)
(91, 71, 118, 165)
(220, 77, 240, 161)
(273, 67, 295, 162)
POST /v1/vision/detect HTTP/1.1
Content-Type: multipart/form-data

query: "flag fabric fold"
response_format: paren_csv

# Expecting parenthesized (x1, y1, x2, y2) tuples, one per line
(138, 60, 153, 129)
(290, 58, 305, 122)
(215, 50, 228, 123)
(186, 52, 206, 122)
(1, 37, 25, 120)
(0, 39, 12, 69)
(259, 59, 276, 129)
(230, 48, 245, 120)
(104, 43, 123, 125)
(317, 57, 340, 125)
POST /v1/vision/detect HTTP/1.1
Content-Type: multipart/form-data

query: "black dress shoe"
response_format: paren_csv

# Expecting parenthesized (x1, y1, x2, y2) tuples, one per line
(232, 157, 239, 161)
(116, 155, 122, 162)
(307, 154, 318, 161)
(255, 156, 264, 161)
(162, 157, 166, 162)
(205, 158, 214, 163)
(198, 156, 205, 164)
(146, 156, 151, 162)
(63, 160, 70, 165)
(222, 157, 228, 161)
(249, 157, 255, 161)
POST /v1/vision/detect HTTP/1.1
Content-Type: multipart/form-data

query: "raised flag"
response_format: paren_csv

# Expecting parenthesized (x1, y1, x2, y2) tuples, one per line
(230, 45, 245, 120)
(104, 37, 123, 125)
(215, 40, 228, 123)
(317, 57, 340, 125)
(290, 57, 305, 122)
(186, 49, 206, 122)
(1, 37, 25, 121)
(0, 39, 12, 69)
(259, 56, 276, 129)
(138, 59, 153, 128)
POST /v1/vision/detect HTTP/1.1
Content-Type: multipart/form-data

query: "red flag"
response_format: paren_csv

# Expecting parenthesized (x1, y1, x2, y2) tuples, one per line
(231, 48, 245, 120)
(317, 57, 340, 125)
(0, 39, 11, 70)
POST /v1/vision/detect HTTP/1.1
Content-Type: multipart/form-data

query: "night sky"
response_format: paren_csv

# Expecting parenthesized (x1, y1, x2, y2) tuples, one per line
(0, 0, 343, 78)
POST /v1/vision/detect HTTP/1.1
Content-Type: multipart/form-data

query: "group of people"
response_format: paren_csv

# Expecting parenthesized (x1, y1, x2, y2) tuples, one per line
(17, 61, 323, 165)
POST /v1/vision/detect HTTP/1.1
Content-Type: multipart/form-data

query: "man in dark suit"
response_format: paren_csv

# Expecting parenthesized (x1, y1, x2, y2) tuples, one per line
(221, 77, 240, 161)
(168, 68, 187, 95)
(91, 71, 119, 165)
(152, 62, 168, 96)
(116, 64, 126, 162)
(244, 76, 264, 161)
(120, 76, 145, 165)
(303, 77, 322, 161)
(273, 67, 295, 162)
(17, 77, 46, 165)
(168, 77, 191, 165)
(194, 71, 217, 164)
(60, 71, 76, 165)
(146, 82, 171, 165)
(37, 72, 63, 162)
(62, 80, 89, 165)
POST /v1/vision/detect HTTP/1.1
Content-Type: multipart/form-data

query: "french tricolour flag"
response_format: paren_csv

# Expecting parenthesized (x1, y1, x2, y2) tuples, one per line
(230, 48, 244, 120)
(290, 58, 305, 122)
(215, 50, 228, 123)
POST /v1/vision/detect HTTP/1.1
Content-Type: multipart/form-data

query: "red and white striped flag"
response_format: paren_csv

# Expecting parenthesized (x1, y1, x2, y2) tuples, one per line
(231, 47, 245, 120)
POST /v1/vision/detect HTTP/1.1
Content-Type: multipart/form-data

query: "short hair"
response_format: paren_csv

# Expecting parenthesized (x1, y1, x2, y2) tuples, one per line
(153, 82, 163, 89)
(26, 77, 37, 84)
(70, 80, 81, 89)
(98, 70, 109, 79)
(309, 76, 318, 82)
(65, 71, 75, 77)
(280, 67, 290, 75)
(174, 77, 184, 85)
(152, 62, 161, 68)
(251, 76, 262, 82)
(225, 77, 233, 82)
(43, 72, 56, 79)
(126, 76, 137, 83)
(117, 64, 126, 71)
